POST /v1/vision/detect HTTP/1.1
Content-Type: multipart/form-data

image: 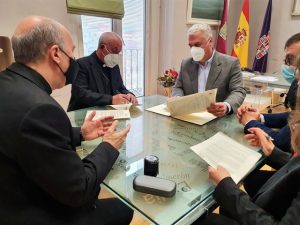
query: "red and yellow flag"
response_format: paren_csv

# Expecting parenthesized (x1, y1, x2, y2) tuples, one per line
(231, 0, 249, 68)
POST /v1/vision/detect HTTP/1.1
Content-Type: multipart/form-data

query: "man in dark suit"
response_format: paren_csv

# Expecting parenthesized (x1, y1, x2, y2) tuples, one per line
(197, 116, 300, 225)
(237, 34, 300, 153)
(68, 32, 137, 111)
(172, 23, 246, 117)
(0, 16, 133, 225)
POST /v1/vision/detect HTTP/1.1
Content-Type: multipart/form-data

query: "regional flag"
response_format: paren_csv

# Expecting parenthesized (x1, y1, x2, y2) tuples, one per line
(231, 0, 249, 68)
(216, 0, 229, 54)
(252, 0, 272, 73)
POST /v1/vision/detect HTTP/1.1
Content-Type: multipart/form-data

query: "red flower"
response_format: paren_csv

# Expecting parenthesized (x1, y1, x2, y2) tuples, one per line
(158, 68, 178, 87)
(169, 69, 178, 79)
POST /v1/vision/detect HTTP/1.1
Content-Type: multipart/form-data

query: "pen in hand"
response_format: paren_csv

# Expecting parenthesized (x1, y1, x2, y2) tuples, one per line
(248, 130, 274, 142)
(263, 133, 274, 141)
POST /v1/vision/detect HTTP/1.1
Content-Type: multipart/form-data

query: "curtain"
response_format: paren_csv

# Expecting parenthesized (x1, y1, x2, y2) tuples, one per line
(66, 0, 124, 19)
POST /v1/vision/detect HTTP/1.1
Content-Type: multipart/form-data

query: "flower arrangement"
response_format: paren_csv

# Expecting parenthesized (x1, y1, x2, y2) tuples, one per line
(158, 69, 179, 87)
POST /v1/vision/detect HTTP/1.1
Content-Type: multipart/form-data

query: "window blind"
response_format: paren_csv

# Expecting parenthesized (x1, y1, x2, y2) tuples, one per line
(66, 0, 124, 19)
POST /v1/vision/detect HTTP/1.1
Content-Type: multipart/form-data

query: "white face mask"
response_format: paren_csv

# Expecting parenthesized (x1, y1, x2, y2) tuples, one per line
(104, 53, 121, 68)
(190, 46, 205, 62)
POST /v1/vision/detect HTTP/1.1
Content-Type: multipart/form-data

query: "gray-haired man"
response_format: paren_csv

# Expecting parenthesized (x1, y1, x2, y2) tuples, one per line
(172, 23, 246, 117)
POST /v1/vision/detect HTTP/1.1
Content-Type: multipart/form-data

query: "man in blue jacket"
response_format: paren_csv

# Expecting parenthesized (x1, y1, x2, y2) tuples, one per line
(237, 33, 300, 152)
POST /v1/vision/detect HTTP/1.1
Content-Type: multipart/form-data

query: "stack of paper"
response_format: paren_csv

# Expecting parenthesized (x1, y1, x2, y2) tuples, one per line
(86, 110, 130, 120)
(191, 132, 262, 183)
(146, 89, 217, 125)
(108, 103, 133, 110)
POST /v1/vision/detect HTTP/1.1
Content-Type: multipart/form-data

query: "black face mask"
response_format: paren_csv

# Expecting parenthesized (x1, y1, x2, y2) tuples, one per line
(57, 48, 79, 85)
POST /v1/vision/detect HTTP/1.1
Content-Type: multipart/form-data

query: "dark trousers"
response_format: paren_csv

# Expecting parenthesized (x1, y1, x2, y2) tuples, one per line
(195, 170, 276, 225)
(85, 198, 133, 225)
(195, 213, 239, 225)
(243, 170, 276, 198)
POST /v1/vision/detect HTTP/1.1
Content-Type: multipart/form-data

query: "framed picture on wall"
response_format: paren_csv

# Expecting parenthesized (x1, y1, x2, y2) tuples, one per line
(292, 0, 300, 15)
(186, 0, 224, 25)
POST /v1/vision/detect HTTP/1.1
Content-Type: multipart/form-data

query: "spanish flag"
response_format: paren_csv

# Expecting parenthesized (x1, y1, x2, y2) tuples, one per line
(231, 0, 249, 68)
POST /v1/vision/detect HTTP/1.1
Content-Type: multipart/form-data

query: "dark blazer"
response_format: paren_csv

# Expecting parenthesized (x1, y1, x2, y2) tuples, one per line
(68, 51, 131, 111)
(245, 112, 291, 152)
(284, 78, 298, 109)
(0, 63, 119, 225)
(214, 148, 300, 224)
(172, 51, 246, 112)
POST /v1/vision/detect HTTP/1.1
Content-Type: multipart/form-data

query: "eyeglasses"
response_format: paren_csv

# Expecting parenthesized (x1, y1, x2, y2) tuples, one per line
(284, 54, 296, 66)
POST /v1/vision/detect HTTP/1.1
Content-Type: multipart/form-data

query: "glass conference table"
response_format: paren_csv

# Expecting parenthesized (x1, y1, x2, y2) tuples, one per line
(68, 95, 253, 225)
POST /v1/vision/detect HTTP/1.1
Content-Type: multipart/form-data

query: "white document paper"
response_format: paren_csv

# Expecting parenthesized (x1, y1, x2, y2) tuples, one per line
(86, 110, 130, 120)
(146, 104, 216, 125)
(191, 132, 262, 183)
(108, 103, 133, 110)
(108, 103, 142, 110)
(166, 89, 217, 116)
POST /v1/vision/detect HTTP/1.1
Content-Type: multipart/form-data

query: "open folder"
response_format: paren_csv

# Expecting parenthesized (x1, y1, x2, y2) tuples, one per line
(146, 89, 217, 125)
(191, 132, 262, 183)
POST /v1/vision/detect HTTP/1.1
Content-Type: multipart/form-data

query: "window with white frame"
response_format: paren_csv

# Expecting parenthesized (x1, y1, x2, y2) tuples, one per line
(81, 16, 112, 56)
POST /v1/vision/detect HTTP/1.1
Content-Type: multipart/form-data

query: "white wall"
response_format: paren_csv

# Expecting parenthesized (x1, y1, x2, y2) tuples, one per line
(144, 0, 161, 95)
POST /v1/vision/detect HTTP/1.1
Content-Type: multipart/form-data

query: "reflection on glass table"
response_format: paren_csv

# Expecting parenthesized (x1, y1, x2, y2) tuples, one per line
(68, 95, 254, 225)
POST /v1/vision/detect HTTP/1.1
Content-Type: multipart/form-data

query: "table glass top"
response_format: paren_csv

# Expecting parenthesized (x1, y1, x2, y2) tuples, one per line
(68, 95, 251, 225)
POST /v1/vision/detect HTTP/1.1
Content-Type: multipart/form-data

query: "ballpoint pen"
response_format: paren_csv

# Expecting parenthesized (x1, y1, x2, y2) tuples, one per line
(263, 132, 274, 141)
(248, 130, 274, 141)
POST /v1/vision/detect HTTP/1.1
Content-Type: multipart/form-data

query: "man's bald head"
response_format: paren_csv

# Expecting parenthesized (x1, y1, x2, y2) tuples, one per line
(96, 32, 123, 63)
(97, 32, 123, 51)
(12, 16, 68, 64)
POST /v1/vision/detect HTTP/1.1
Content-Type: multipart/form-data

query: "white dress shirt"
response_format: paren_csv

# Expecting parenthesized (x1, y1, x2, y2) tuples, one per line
(197, 50, 231, 113)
